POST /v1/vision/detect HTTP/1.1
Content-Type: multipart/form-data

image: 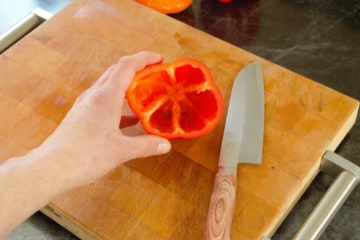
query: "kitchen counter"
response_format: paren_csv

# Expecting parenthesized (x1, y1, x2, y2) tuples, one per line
(2, 0, 359, 239)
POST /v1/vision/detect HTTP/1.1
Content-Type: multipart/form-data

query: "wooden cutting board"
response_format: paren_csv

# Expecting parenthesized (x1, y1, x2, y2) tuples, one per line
(0, 0, 358, 239)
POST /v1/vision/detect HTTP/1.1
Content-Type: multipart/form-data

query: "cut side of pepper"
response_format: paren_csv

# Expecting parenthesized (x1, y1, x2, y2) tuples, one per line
(126, 58, 224, 139)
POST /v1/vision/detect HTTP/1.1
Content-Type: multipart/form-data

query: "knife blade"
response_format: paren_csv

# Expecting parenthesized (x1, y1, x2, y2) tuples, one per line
(204, 60, 265, 240)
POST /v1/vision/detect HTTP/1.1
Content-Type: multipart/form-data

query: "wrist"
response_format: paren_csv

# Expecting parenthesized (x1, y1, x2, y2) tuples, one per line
(29, 143, 78, 197)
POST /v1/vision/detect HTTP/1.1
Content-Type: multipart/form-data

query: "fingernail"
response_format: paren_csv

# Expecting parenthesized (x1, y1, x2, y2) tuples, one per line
(157, 142, 171, 154)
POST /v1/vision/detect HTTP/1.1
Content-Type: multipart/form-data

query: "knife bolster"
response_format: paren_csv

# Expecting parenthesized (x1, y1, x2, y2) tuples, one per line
(218, 166, 238, 175)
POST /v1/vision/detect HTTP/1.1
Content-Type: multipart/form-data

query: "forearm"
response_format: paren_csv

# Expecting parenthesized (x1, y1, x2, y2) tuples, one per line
(0, 147, 72, 237)
(0, 52, 171, 238)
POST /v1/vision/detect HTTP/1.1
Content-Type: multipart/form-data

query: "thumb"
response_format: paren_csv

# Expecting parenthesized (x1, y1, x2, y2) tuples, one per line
(124, 135, 171, 160)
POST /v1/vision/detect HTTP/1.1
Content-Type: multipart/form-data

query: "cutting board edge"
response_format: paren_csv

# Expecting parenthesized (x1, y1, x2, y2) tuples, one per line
(264, 100, 359, 238)
(41, 203, 98, 240)
(263, 169, 320, 239)
(327, 100, 359, 152)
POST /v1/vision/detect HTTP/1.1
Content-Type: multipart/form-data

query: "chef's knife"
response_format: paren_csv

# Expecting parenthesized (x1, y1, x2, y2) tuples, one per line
(204, 61, 265, 240)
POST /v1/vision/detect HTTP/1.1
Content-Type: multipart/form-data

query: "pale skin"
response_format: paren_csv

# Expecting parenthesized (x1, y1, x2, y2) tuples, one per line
(0, 51, 172, 238)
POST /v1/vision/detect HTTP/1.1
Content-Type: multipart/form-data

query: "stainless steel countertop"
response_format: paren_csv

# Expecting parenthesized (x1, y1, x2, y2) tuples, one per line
(1, 0, 359, 239)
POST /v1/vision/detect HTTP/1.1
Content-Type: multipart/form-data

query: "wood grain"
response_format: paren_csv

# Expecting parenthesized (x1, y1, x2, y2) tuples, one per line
(0, 0, 359, 239)
(205, 172, 237, 240)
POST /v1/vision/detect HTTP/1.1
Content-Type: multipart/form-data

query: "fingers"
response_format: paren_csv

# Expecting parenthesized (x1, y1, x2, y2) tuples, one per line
(76, 51, 162, 121)
(121, 135, 171, 161)
(92, 64, 116, 88)
(105, 51, 162, 96)
(86, 51, 162, 93)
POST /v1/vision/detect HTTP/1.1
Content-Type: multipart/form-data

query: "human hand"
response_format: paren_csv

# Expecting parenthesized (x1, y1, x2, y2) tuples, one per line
(36, 51, 171, 189)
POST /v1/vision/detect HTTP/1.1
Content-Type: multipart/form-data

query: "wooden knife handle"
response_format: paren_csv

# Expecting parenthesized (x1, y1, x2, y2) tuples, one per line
(204, 171, 237, 240)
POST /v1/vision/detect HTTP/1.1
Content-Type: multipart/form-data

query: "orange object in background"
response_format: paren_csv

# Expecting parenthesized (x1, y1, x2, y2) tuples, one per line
(126, 58, 224, 139)
(136, 0, 192, 14)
